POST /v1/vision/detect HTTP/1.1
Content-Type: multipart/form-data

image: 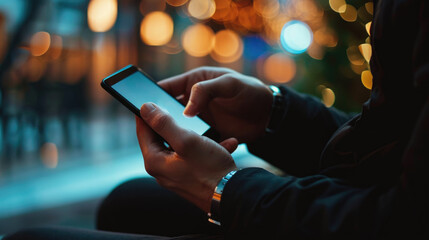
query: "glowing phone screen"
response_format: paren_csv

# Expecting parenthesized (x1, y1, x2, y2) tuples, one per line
(112, 72, 210, 135)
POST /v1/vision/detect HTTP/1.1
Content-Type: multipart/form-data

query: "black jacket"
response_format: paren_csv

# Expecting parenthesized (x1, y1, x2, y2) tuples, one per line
(220, 0, 429, 239)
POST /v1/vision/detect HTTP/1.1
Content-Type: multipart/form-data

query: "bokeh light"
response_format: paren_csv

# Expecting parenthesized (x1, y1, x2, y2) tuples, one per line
(30, 31, 51, 57)
(238, 6, 263, 32)
(280, 20, 313, 54)
(166, 0, 188, 7)
(263, 53, 296, 83)
(365, 2, 374, 15)
(361, 70, 373, 90)
(358, 43, 372, 62)
(365, 21, 372, 35)
(347, 46, 365, 65)
(87, 0, 117, 32)
(187, 0, 216, 20)
(212, 1, 238, 22)
(321, 86, 335, 107)
(307, 43, 324, 60)
(329, 0, 346, 13)
(340, 5, 358, 22)
(211, 29, 243, 63)
(313, 28, 338, 47)
(182, 24, 214, 57)
(350, 63, 366, 75)
(140, 11, 174, 46)
(40, 142, 58, 169)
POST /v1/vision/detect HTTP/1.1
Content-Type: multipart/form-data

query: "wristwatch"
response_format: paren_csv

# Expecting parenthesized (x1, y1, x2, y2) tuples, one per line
(265, 85, 286, 133)
(208, 170, 238, 226)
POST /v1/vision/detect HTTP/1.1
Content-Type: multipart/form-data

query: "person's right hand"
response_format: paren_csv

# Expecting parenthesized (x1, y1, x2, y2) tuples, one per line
(158, 67, 273, 143)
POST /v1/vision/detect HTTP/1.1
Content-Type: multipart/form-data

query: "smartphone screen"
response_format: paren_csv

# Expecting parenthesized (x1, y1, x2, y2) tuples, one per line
(104, 66, 211, 136)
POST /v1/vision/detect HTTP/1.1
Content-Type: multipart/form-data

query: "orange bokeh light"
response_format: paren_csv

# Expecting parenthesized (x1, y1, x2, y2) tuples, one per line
(329, 0, 346, 13)
(140, 11, 174, 46)
(359, 43, 372, 63)
(182, 24, 215, 57)
(212, 1, 237, 22)
(188, 0, 216, 20)
(263, 53, 296, 83)
(340, 4, 358, 22)
(211, 29, 243, 63)
(361, 70, 373, 90)
(40, 142, 58, 168)
(238, 6, 263, 32)
(321, 86, 335, 107)
(30, 31, 51, 56)
(87, 0, 117, 32)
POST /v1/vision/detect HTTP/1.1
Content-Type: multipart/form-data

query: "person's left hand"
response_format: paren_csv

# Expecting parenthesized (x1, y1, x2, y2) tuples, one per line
(136, 102, 238, 213)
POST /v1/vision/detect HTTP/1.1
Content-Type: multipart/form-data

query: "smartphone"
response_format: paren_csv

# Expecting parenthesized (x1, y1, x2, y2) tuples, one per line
(101, 65, 218, 140)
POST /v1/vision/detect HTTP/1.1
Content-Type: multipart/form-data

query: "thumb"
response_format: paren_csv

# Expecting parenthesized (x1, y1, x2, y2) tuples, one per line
(140, 102, 188, 151)
(219, 137, 239, 154)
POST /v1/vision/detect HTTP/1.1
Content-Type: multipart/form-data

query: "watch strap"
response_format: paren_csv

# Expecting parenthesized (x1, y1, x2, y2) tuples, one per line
(266, 85, 286, 133)
(208, 170, 238, 226)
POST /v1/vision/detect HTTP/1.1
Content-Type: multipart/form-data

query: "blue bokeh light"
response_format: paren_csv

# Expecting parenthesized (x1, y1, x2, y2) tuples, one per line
(280, 20, 313, 54)
(243, 35, 269, 60)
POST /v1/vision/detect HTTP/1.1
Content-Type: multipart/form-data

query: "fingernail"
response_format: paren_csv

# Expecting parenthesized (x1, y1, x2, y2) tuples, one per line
(141, 103, 156, 119)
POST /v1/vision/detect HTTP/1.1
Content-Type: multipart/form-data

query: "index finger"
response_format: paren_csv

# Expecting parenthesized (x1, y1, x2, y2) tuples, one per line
(158, 66, 235, 97)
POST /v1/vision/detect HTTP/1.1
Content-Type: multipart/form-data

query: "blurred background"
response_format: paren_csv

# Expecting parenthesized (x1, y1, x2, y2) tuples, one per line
(0, 0, 373, 237)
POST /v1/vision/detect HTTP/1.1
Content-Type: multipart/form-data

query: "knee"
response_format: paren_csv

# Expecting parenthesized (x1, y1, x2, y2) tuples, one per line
(96, 177, 156, 230)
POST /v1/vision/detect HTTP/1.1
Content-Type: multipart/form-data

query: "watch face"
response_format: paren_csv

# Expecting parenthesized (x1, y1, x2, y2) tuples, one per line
(266, 87, 285, 133)
(269, 85, 281, 95)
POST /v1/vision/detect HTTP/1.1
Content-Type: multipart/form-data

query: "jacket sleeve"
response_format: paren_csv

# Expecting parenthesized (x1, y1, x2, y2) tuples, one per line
(247, 86, 356, 176)
(220, 168, 402, 240)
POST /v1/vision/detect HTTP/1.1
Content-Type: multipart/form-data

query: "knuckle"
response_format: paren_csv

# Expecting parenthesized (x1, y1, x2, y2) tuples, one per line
(150, 113, 169, 132)
(144, 163, 157, 176)
(176, 133, 198, 154)
(192, 82, 205, 95)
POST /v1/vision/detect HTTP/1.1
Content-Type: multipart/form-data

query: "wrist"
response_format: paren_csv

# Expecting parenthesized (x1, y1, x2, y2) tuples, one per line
(208, 169, 240, 226)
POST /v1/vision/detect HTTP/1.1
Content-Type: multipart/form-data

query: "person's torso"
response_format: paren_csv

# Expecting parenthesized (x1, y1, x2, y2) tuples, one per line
(319, 0, 427, 186)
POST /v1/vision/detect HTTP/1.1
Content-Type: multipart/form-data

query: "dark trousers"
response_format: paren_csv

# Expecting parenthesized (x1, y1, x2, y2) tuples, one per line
(3, 177, 223, 240)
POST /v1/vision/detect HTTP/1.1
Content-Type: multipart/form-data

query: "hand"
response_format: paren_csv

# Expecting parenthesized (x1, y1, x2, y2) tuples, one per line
(158, 67, 273, 143)
(136, 102, 238, 213)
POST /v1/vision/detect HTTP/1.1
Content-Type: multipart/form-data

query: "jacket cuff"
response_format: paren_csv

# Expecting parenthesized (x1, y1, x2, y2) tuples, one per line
(219, 167, 294, 234)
